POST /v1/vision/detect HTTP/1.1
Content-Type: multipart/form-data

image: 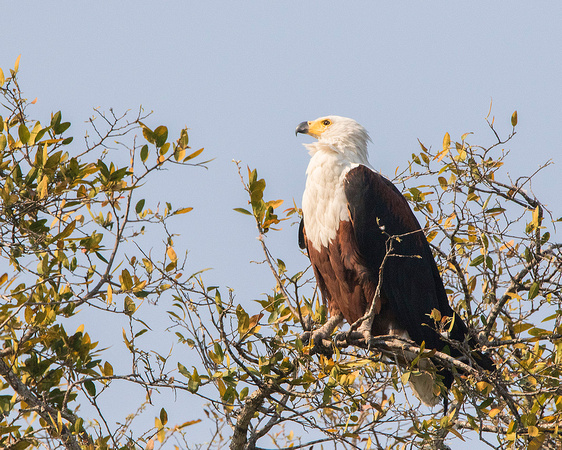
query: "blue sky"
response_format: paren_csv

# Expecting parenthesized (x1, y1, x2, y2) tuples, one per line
(3, 2, 562, 448)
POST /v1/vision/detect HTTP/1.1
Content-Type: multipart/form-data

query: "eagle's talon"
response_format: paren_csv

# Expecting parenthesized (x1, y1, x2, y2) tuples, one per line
(300, 329, 334, 357)
(334, 332, 349, 346)
(300, 330, 312, 346)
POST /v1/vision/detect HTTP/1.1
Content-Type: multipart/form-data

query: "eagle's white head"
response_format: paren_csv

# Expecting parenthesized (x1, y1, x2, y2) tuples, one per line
(295, 115, 371, 164)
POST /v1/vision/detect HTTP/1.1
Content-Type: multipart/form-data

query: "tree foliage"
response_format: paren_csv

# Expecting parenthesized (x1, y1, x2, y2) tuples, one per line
(1, 61, 562, 450)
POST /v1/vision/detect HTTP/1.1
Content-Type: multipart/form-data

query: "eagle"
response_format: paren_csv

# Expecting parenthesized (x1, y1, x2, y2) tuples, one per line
(296, 115, 493, 406)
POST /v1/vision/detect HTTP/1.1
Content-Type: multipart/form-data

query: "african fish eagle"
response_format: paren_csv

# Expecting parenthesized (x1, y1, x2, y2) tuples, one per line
(296, 116, 493, 406)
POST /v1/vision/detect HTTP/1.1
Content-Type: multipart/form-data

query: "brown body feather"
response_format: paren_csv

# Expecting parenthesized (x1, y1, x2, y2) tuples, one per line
(302, 220, 402, 337)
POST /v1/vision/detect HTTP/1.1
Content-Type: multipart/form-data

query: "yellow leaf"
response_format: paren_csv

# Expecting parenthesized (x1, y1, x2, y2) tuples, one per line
(103, 361, 114, 376)
(175, 148, 186, 161)
(120, 269, 133, 291)
(430, 308, 441, 322)
(513, 322, 533, 334)
(444, 213, 456, 229)
(488, 408, 501, 418)
(177, 419, 202, 429)
(185, 147, 204, 161)
(157, 426, 166, 443)
(476, 381, 492, 393)
(0, 67, 5, 86)
(37, 175, 49, 199)
(435, 147, 449, 162)
(14, 54, 21, 72)
(499, 239, 515, 252)
(443, 132, 450, 152)
(532, 205, 541, 228)
(529, 434, 546, 450)
(217, 378, 226, 398)
(107, 284, 113, 305)
(174, 207, 193, 215)
(448, 427, 466, 441)
(527, 425, 539, 437)
(426, 230, 438, 243)
(167, 246, 177, 262)
(267, 199, 284, 209)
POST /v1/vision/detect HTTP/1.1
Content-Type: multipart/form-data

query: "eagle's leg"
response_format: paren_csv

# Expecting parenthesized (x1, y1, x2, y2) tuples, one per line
(301, 312, 344, 356)
(338, 297, 381, 348)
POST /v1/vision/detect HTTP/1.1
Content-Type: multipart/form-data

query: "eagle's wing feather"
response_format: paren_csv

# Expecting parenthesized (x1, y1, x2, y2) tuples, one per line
(344, 165, 464, 349)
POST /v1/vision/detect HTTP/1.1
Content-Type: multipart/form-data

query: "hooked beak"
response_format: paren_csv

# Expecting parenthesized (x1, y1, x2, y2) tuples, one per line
(295, 121, 309, 137)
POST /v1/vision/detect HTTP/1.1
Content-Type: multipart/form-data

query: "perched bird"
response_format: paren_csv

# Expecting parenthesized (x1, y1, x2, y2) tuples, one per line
(296, 116, 493, 406)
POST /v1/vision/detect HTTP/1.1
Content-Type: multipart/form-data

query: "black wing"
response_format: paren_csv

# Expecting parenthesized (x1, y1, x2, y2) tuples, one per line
(298, 218, 306, 250)
(344, 165, 468, 351)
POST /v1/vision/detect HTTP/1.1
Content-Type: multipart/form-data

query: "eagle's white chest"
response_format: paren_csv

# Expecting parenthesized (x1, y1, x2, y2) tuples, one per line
(302, 151, 356, 251)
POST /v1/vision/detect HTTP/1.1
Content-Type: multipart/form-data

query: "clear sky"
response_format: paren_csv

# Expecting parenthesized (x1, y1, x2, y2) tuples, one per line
(3, 2, 562, 448)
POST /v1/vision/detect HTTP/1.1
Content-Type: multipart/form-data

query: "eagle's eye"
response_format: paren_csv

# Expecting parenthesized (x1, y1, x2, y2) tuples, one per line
(322, 119, 331, 126)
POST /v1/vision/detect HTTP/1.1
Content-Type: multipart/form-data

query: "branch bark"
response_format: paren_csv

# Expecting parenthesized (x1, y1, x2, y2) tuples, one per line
(230, 381, 274, 450)
(0, 357, 87, 450)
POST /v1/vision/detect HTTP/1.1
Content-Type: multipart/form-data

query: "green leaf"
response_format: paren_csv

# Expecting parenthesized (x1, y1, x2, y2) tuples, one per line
(84, 380, 96, 396)
(135, 199, 145, 214)
(511, 110, 518, 127)
(479, 398, 494, 410)
(140, 144, 149, 162)
(485, 207, 506, 216)
(134, 328, 148, 338)
(160, 408, 168, 426)
(236, 304, 250, 335)
(177, 363, 190, 377)
(239, 387, 249, 400)
(121, 269, 133, 291)
(18, 123, 30, 144)
(159, 142, 170, 155)
(529, 281, 540, 299)
(124, 296, 136, 315)
(141, 124, 155, 144)
(233, 207, 252, 216)
(469, 255, 485, 267)
(179, 128, 189, 147)
(53, 220, 76, 242)
(51, 111, 62, 129)
(54, 121, 71, 135)
(154, 125, 168, 147)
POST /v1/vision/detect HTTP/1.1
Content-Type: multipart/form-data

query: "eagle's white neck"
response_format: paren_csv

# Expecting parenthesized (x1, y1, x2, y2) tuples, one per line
(302, 138, 371, 251)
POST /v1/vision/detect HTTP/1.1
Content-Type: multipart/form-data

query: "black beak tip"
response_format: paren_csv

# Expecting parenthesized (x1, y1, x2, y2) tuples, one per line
(295, 121, 309, 136)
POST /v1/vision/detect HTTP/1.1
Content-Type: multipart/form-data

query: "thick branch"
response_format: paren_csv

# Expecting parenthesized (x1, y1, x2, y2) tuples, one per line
(230, 382, 273, 450)
(0, 357, 85, 450)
